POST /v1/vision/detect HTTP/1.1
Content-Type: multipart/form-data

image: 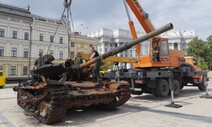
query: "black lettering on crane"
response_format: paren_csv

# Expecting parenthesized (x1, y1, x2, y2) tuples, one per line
(133, 0, 143, 13)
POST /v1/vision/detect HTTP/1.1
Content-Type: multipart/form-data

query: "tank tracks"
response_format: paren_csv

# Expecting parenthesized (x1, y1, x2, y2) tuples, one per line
(16, 81, 131, 124)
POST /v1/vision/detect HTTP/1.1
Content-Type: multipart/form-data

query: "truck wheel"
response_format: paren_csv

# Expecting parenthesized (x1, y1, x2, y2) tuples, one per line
(0, 86, 3, 89)
(198, 77, 206, 91)
(156, 79, 169, 97)
(173, 79, 180, 96)
(181, 82, 187, 89)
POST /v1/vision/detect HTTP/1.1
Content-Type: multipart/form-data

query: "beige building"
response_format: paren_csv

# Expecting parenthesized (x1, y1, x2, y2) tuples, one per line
(0, 3, 97, 77)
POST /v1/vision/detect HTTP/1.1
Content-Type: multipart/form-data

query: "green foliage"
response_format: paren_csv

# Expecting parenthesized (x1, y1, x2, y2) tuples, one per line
(186, 39, 207, 57)
(186, 35, 212, 70)
(197, 57, 208, 70)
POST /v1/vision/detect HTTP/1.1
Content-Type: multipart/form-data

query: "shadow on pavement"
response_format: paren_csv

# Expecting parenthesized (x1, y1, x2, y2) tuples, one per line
(52, 106, 134, 126)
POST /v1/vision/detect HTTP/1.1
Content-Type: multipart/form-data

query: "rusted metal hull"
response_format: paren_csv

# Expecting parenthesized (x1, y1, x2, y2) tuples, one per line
(16, 80, 131, 124)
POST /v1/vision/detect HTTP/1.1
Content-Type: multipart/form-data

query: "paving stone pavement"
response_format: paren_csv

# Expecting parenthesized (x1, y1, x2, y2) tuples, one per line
(0, 72, 212, 127)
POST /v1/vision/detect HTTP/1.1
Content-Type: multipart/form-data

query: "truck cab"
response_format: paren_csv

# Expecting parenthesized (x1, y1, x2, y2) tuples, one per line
(133, 36, 185, 68)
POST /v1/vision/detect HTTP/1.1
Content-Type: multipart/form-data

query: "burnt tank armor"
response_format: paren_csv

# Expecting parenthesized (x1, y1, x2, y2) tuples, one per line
(13, 23, 173, 124)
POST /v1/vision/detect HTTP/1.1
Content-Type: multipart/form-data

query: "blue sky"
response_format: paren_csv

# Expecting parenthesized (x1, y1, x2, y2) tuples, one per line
(1, 0, 211, 40)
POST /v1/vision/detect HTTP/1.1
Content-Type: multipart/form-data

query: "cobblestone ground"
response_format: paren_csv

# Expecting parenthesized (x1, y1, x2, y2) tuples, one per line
(0, 72, 212, 127)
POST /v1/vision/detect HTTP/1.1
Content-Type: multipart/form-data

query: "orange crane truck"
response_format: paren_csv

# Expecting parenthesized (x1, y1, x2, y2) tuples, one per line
(101, 0, 208, 97)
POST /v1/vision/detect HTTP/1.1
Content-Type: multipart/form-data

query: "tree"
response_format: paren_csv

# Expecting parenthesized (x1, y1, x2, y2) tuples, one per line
(206, 35, 212, 70)
(186, 38, 207, 58)
(186, 37, 210, 70)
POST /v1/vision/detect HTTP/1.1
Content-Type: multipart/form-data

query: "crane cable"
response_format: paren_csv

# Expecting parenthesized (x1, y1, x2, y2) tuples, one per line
(47, 0, 72, 54)
(46, 9, 66, 54)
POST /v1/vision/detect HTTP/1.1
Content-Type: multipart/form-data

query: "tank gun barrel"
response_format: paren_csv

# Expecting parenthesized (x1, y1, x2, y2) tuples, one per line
(79, 23, 173, 69)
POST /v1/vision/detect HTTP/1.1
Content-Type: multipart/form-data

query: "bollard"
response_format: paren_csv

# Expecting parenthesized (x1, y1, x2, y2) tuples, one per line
(200, 77, 212, 98)
(165, 70, 182, 108)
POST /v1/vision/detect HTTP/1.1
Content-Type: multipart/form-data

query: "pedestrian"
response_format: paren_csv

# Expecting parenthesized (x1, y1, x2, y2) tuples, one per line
(74, 52, 85, 65)
(89, 45, 101, 85)
(34, 52, 43, 69)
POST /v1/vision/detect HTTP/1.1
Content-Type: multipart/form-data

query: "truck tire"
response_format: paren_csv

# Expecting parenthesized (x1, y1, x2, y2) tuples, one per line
(198, 77, 206, 91)
(173, 79, 180, 96)
(156, 79, 169, 97)
(173, 73, 182, 90)
(181, 82, 186, 89)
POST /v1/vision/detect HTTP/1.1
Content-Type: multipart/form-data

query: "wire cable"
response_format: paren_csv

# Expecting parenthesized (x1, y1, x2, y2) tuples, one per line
(46, 8, 66, 54)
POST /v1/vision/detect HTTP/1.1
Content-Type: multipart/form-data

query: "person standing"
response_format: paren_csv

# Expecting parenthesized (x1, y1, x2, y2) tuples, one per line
(34, 53, 43, 69)
(152, 42, 160, 62)
(89, 45, 101, 85)
(74, 52, 85, 65)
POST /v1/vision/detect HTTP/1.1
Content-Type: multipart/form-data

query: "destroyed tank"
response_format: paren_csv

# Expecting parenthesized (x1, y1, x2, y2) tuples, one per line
(13, 23, 173, 124)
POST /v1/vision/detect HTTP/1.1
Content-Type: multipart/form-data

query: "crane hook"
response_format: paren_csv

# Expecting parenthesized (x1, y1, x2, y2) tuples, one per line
(64, 0, 72, 9)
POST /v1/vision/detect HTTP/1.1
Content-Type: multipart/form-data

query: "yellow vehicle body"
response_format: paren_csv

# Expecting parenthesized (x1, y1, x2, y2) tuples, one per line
(0, 70, 6, 88)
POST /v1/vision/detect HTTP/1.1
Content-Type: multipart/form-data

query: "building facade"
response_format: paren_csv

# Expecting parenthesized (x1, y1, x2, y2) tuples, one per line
(87, 28, 141, 57)
(162, 29, 197, 52)
(0, 3, 97, 77)
(87, 28, 147, 69)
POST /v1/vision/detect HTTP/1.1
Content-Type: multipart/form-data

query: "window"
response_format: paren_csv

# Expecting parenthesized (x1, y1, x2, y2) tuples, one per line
(11, 47, 17, 57)
(59, 37, 63, 44)
(80, 44, 84, 48)
(0, 46, 4, 56)
(125, 51, 128, 56)
(50, 35, 54, 43)
(49, 50, 53, 55)
(39, 49, 43, 54)
(70, 51, 74, 58)
(0, 65, 3, 70)
(160, 40, 169, 56)
(71, 42, 75, 47)
(105, 48, 107, 52)
(10, 66, 16, 75)
(59, 51, 63, 59)
(140, 41, 150, 56)
(174, 43, 178, 50)
(39, 34, 44, 41)
(23, 48, 29, 58)
(0, 29, 5, 37)
(24, 32, 29, 40)
(12, 30, 17, 39)
(23, 66, 28, 75)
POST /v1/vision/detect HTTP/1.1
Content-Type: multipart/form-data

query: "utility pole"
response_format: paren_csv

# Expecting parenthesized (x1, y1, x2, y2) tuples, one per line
(28, 23, 32, 78)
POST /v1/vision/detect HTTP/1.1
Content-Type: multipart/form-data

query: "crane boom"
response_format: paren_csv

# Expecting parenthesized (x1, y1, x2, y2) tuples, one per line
(125, 0, 155, 33)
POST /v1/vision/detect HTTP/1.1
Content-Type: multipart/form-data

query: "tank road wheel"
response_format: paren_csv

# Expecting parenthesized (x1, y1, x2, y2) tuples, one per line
(39, 101, 50, 118)
(156, 79, 169, 97)
(101, 84, 131, 110)
(197, 77, 206, 91)
(173, 79, 180, 96)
